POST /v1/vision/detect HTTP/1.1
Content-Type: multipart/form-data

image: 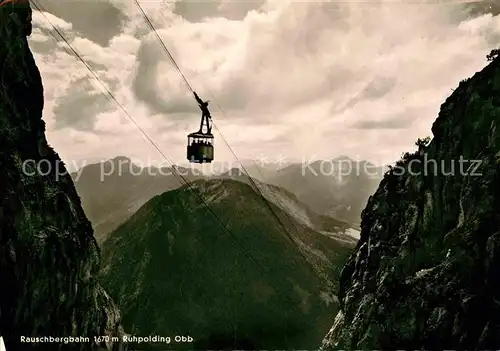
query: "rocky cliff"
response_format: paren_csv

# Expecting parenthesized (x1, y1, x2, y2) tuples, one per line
(321, 52, 500, 349)
(0, 3, 125, 350)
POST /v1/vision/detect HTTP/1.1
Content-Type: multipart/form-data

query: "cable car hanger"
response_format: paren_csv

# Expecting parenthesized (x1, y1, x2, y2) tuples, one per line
(194, 91, 212, 135)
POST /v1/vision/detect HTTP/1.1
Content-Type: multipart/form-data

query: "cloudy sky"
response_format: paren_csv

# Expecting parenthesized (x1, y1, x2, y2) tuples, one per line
(28, 0, 500, 171)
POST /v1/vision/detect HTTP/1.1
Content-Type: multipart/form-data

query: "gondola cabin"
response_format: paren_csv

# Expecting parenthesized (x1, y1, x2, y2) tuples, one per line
(187, 132, 214, 163)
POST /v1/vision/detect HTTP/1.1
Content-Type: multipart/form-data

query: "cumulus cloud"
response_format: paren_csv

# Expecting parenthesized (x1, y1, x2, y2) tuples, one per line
(35, 0, 126, 46)
(28, 0, 500, 167)
(173, 0, 264, 22)
(52, 77, 113, 131)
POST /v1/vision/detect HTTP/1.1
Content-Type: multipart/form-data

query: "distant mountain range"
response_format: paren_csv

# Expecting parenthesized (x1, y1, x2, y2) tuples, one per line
(70, 157, 203, 243)
(99, 178, 356, 350)
(214, 156, 383, 227)
(266, 156, 383, 226)
(71, 155, 381, 242)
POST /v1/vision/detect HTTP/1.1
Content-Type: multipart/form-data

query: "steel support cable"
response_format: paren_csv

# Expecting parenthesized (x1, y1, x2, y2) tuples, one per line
(33, 4, 323, 330)
(32, 4, 320, 338)
(30, 9, 258, 329)
(129, 2, 302, 278)
(146, 11, 311, 264)
(137, 1, 320, 278)
(30, 0, 266, 274)
(133, 0, 194, 93)
(207, 92, 321, 277)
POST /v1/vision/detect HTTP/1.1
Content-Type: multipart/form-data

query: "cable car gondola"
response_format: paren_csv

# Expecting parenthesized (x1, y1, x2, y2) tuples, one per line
(187, 92, 214, 163)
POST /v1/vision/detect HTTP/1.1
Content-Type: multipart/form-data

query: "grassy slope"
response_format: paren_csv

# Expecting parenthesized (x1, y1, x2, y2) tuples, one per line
(100, 179, 354, 350)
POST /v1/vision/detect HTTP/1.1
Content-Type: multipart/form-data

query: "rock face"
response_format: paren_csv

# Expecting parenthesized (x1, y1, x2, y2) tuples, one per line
(0, 3, 125, 350)
(320, 53, 500, 349)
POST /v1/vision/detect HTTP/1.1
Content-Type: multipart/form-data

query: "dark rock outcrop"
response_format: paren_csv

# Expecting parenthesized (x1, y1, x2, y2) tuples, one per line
(0, 3, 125, 350)
(321, 52, 500, 349)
